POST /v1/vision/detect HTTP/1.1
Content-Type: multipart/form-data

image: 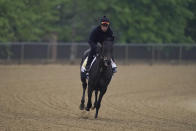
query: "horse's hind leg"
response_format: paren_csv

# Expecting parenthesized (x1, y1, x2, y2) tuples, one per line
(80, 77, 87, 110)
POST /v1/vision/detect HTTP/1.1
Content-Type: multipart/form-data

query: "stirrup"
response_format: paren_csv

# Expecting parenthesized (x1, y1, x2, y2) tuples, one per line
(84, 66, 90, 79)
(86, 72, 89, 79)
(112, 67, 117, 73)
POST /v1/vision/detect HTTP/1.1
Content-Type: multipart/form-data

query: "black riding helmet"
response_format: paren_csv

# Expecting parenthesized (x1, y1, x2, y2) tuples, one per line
(100, 16, 114, 41)
(100, 16, 110, 26)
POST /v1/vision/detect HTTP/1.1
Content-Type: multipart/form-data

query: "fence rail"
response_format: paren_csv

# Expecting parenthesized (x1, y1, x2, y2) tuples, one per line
(0, 43, 196, 64)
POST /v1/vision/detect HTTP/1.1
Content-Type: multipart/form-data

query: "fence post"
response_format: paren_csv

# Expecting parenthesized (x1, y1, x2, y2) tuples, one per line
(7, 49, 10, 63)
(157, 46, 160, 62)
(125, 44, 129, 64)
(20, 44, 24, 64)
(179, 45, 182, 64)
(49, 33, 58, 63)
(151, 45, 154, 65)
(70, 43, 77, 64)
(47, 44, 50, 63)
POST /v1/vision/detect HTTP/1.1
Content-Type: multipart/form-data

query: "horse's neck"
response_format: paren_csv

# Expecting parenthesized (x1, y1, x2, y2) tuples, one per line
(94, 56, 102, 72)
(90, 56, 102, 76)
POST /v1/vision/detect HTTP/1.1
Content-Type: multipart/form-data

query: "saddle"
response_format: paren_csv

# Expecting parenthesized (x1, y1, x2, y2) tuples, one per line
(80, 48, 117, 74)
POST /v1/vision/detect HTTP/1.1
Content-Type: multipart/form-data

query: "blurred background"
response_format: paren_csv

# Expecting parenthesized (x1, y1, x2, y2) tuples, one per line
(0, 0, 196, 64)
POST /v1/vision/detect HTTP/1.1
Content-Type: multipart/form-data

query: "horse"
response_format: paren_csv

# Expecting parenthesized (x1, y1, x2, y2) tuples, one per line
(79, 37, 114, 118)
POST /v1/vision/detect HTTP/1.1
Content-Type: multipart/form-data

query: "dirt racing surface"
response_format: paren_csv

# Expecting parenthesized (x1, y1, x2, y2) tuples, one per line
(0, 64, 196, 131)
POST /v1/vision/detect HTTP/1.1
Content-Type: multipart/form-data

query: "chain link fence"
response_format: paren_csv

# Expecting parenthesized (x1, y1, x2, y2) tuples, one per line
(0, 43, 196, 64)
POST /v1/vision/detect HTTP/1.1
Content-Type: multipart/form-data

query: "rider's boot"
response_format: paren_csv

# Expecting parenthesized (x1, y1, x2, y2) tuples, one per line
(85, 57, 92, 78)
(111, 59, 117, 73)
(85, 64, 90, 78)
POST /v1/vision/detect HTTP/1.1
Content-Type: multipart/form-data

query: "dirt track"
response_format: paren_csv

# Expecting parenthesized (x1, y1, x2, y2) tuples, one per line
(0, 64, 196, 131)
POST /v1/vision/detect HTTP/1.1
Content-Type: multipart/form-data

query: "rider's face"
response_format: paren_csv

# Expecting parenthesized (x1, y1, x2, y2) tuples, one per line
(101, 24, 109, 32)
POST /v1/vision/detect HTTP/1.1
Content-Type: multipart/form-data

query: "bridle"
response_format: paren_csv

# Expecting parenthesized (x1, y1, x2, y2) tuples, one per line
(96, 42, 112, 67)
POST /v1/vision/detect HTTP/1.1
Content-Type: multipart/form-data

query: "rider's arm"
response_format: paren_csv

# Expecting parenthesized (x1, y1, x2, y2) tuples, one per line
(88, 28, 98, 52)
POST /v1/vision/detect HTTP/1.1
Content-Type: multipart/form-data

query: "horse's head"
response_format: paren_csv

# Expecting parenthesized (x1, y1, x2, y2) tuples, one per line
(97, 37, 114, 67)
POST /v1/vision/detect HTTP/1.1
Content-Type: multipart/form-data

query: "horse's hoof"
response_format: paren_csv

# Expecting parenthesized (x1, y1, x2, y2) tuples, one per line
(85, 107, 90, 111)
(91, 106, 95, 110)
(79, 104, 85, 110)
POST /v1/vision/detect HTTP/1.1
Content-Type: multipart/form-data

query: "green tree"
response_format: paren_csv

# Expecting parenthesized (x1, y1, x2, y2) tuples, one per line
(0, 0, 195, 44)
(186, 0, 196, 42)
(107, 0, 194, 43)
(0, 0, 60, 42)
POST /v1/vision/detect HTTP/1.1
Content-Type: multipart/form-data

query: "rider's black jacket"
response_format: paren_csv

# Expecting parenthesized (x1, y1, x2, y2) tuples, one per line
(88, 25, 113, 48)
(87, 25, 115, 62)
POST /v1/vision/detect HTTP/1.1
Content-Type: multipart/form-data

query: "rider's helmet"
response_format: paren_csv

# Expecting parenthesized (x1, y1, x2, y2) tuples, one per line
(100, 16, 110, 26)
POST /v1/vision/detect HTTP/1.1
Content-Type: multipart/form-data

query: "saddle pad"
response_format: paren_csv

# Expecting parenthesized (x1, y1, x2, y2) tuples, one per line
(81, 57, 96, 72)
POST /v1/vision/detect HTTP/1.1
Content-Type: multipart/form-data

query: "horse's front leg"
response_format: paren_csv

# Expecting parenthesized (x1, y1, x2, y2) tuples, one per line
(92, 90, 98, 110)
(80, 77, 87, 110)
(95, 87, 107, 118)
(85, 85, 93, 111)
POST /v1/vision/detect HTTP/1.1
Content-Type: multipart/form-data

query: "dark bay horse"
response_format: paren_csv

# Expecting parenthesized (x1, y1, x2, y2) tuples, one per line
(80, 37, 114, 118)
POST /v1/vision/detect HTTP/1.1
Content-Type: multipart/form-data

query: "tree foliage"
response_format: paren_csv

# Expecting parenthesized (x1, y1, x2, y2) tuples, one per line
(0, 0, 195, 43)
